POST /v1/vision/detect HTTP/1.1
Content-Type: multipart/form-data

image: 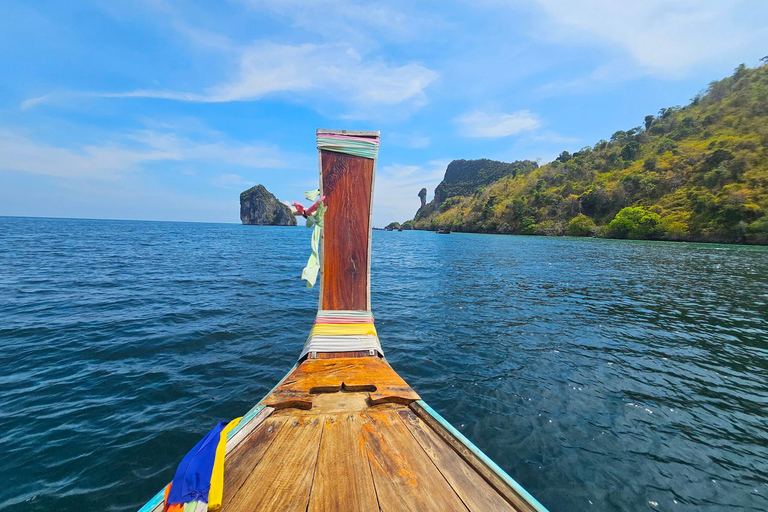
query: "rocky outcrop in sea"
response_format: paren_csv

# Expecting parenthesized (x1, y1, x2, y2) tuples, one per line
(240, 185, 297, 226)
(418, 188, 427, 209)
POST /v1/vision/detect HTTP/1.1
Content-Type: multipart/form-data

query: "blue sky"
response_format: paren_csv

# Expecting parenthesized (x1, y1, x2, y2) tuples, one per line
(1, 0, 766, 226)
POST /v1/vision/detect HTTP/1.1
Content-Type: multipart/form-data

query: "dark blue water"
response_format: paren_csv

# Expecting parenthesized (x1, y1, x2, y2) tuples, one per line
(1, 217, 766, 512)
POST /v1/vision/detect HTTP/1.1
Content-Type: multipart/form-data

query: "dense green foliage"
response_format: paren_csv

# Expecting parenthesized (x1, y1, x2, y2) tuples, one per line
(607, 207, 663, 239)
(410, 63, 768, 244)
(565, 213, 596, 236)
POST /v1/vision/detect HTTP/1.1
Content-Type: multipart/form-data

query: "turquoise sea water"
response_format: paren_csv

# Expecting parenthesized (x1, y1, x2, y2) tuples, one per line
(1, 216, 766, 512)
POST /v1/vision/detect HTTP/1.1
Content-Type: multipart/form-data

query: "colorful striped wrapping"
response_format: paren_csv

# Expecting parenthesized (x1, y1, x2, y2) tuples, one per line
(317, 133, 379, 160)
(316, 309, 373, 319)
(299, 335, 381, 358)
(308, 323, 377, 338)
(314, 316, 374, 324)
(301, 310, 382, 358)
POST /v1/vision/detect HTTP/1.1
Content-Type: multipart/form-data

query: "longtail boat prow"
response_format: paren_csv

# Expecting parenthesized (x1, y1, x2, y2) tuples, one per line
(138, 129, 549, 512)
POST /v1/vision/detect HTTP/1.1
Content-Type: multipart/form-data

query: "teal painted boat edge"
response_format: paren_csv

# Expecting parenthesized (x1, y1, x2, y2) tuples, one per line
(415, 399, 550, 512)
(137, 487, 164, 512)
(136, 363, 299, 512)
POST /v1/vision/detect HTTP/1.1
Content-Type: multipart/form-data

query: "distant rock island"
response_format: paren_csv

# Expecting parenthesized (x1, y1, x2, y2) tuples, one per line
(240, 185, 296, 226)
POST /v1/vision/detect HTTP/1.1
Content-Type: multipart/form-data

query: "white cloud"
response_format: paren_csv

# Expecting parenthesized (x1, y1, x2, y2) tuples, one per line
(0, 128, 287, 180)
(530, 0, 766, 77)
(96, 42, 437, 114)
(128, 130, 287, 168)
(241, 0, 446, 46)
(20, 95, 54, 110)
(171, 21, 236, 52)
(0, 131, 173, 180)
(455, 110, 541, 138)
(373, 160, 448, 225)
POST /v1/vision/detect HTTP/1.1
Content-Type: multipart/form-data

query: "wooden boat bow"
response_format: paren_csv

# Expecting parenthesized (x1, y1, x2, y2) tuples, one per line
(138, 129, 548, 512)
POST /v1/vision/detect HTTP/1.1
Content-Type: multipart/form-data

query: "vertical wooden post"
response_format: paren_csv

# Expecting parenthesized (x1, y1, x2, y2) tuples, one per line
(317, 130, 379, 312)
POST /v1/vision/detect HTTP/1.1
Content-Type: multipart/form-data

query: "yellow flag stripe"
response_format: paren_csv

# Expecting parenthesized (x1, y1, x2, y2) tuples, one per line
(308, 323, 378, 338)
(208, 417, 241, 511)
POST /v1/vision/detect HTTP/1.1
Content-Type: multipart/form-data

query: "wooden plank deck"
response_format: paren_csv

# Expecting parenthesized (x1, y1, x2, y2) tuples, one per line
(220, 390, 524, 512)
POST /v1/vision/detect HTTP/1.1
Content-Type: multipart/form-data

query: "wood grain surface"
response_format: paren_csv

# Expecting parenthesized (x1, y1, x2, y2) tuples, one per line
(224, 416, 324, 511)
(220, 399, 530, 512)
(397, 409, 518, 511)
(220, 417, 285, 509)
(320, 150, 373, 311)
(306, 413, 379, 511)
(362, 409, 469, 512)
(262, 357, 420, 410)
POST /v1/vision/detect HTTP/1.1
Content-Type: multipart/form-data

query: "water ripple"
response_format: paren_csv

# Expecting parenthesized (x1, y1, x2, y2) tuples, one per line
(1, 218, 767, 512)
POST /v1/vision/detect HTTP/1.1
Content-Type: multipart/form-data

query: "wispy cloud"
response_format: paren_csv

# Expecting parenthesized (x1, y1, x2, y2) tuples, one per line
(128, 130, 288, 168)
(19, 94, 54, 110)
(26, 1, 439, 118)
(66, 42, 437, 118)
(241, 0, 447, 46)
(0, 130, 175, 180)
(529, 0, 767, 78)
(0, 128, 287, 180)
(171, 21, 236, 52)
(455, 110, 541, 138)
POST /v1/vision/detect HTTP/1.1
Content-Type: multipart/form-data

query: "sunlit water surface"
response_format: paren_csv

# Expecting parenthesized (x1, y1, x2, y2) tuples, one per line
(1, 217, 766, 511)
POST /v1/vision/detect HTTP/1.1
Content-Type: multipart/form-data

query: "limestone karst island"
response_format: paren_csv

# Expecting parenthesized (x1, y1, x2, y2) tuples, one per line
(240, 184, 296, 226)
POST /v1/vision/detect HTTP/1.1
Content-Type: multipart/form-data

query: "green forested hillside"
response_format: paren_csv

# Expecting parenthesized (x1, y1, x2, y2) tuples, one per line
(411, 158, 538, 222)
(408, 63, 768, 244)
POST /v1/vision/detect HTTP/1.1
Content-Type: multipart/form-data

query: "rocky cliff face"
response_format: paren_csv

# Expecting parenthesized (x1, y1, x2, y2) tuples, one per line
(432, 159, 538, 206)
(240, 185, 296, 226)
(412, 159, 538, 225)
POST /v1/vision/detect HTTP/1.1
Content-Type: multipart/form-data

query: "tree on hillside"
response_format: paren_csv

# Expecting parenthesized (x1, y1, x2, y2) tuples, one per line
(565, 214, 596, 236)
(610, 130, 627, 142)
(644, 115, 655, 131)
(608, 207, 663, 239)
(621, 141, 641, 161)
